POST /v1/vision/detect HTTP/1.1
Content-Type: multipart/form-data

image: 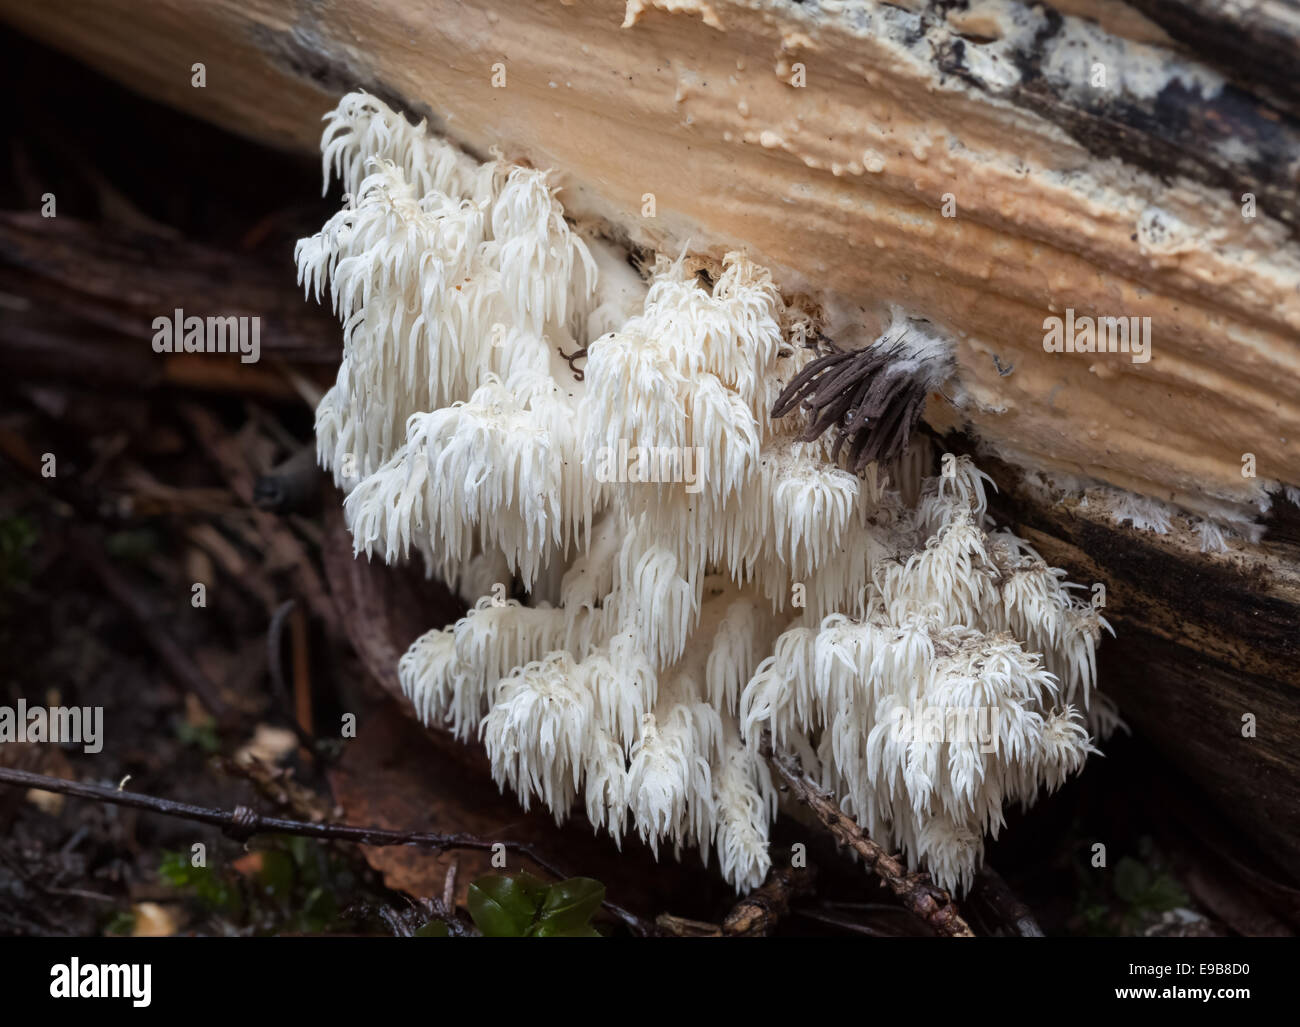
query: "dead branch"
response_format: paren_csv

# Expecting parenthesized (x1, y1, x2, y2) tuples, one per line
(0, 766, 654, 937)
(721, 864, 817, 936)
(760, 733, 975, 937)
(656, 864, 816, 937)
(180, 404, 338, 634)
(653, 914, 724, 938)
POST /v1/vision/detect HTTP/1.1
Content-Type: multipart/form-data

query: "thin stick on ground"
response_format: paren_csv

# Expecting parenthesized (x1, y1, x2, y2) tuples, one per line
(759, 733, 975, 938)
(656, 864, 817, 937)
(721, 864, 817, 936)
(0, 766, 652, 936)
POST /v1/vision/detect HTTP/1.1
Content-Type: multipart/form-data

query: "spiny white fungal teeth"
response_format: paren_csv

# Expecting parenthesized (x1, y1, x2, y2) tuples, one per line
(302, 92, 1116, 896)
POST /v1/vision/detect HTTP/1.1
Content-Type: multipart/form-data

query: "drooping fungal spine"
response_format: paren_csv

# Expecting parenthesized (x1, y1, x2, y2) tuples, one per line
(300, 92, 1115, 895)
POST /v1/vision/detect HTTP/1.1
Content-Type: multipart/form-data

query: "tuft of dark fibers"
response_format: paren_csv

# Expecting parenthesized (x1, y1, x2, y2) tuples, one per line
(772, 331, 932, 472)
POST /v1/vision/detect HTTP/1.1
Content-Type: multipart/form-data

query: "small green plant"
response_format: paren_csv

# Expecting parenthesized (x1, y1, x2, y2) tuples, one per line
(256, 836, 341, 933)
(174, 716, 220, 753)
(158, 850, 243, 917)
(0, 515, 35, 590)
(464, 873, 604, 937)
(0, 516, 36, 636)
(103, 909, 137, 937)
(1112, 855, 1188, 916)
(157, 837, 345, 934)
(1073, 836, 1190, 935)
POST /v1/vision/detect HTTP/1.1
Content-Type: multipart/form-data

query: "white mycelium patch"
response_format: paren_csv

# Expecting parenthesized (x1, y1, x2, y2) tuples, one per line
(299, 92, 1115, 894)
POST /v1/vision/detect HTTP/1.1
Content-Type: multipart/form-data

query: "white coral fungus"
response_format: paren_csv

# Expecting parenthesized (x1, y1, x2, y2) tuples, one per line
(299, 93, 1115, 894)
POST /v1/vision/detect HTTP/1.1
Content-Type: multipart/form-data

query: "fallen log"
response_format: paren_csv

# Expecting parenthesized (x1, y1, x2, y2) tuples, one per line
(2, 0, 1297, 884)
(4, 0, 1297, 516)
(0, 212, 340, 398)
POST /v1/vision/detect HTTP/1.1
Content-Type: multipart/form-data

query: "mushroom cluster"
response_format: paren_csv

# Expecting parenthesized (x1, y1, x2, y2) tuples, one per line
(298, 93, 1115, 893)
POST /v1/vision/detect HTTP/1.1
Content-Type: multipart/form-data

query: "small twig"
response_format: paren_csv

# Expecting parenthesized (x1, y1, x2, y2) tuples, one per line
(44, 887, 117, 904)
(759, 733, 974, 937)
(790, 904, 906, 937)
(653, 914, 724, 937)
(0, 765, 540, 853)
(290, 602, 314, 761)
(266, 600, 317, 755)
(721, 864, 817, 936)
(556, 344, 588, 381)
(441, 858, 458, 914)
(185, 522, 278, 613)
(376, 904, 414, 937)
(656, 864, 816, 937)
(0, 766, 654, 937)
(181, 404, 338, 634)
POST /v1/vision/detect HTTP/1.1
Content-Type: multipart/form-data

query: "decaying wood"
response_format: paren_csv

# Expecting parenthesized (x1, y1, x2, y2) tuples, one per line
(1, 0, 1297, 894)
(0, 211, 338, 397)
(966, 438, 1300, 879)
(1126, 0, 1300, 120)
(653, 914, 728, 938)
(3, 0, 1297, 515)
